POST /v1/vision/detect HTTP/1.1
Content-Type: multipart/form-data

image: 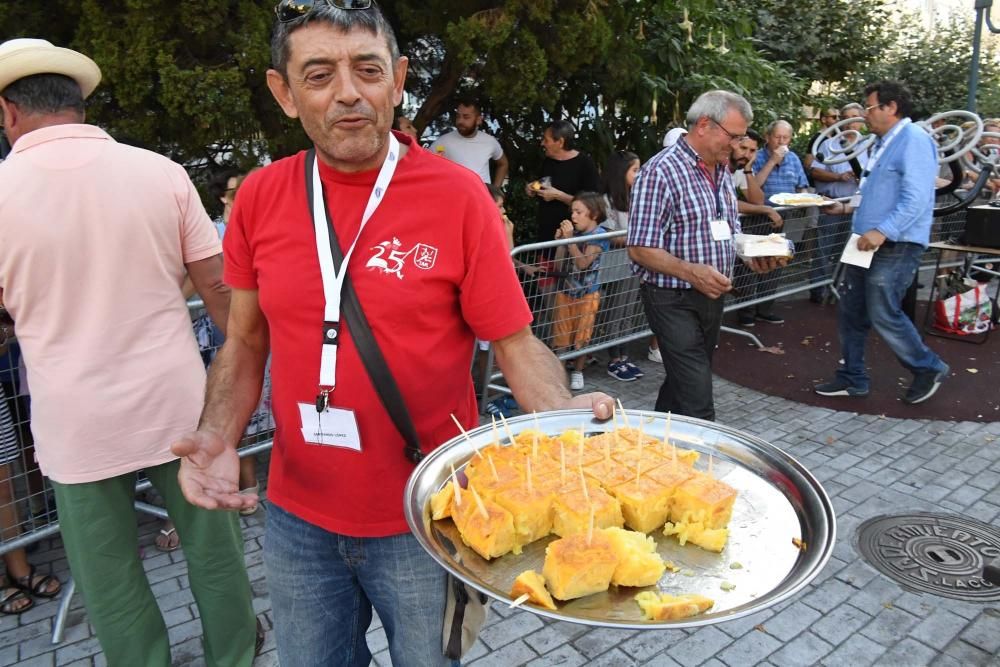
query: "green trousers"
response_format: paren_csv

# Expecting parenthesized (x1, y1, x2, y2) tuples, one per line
(51, 459, 255, 667)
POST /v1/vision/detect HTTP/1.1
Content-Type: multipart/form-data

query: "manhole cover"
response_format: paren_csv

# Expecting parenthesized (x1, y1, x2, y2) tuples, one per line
(857, 513, 1000, 601)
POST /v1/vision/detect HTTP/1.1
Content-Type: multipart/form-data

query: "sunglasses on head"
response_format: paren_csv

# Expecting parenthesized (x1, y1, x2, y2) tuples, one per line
(274, 0, 372, 23)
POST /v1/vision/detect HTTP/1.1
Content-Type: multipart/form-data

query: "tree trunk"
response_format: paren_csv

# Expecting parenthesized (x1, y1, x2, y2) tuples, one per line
(414, 51, 464, 134)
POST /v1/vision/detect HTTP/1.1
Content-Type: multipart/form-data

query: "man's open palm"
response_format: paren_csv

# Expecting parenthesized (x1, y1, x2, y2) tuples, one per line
(172, 431, 256, 511)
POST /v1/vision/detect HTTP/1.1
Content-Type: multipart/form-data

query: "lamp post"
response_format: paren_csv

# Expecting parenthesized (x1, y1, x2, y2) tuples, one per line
(968, 0, 999, 111)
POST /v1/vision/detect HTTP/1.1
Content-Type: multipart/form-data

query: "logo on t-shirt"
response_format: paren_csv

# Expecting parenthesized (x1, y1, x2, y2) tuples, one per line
(414, 243, 438, 270)
(366, 238, 440, 279)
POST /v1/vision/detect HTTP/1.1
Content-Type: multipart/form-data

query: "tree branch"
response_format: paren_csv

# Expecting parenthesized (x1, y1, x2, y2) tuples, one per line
(413, 50, 465, 134)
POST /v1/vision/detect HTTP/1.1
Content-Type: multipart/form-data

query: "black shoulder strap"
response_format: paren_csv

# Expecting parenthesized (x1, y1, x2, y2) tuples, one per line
(304, 149, 424, 464)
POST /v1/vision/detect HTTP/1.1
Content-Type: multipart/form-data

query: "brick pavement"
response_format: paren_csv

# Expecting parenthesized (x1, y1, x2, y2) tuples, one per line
(2, 348, 999, 666)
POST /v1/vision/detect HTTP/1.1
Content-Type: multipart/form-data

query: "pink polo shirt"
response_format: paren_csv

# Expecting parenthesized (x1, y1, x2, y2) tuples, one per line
(0, 124, 221, 483)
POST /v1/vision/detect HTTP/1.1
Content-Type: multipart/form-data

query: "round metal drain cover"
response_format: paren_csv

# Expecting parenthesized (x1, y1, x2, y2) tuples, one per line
(857, 513, 1000, 601)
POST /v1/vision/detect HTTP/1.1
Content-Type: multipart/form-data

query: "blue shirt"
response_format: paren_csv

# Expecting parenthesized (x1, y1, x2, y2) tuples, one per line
(563, 226, 611, 297)
(853, 120, 937, 247)
(814, 136, 869, 199)
(627, 138, 741, 289)
(753, 148, 809, 200)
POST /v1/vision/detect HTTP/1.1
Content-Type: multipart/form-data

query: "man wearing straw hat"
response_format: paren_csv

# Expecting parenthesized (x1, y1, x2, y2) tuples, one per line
(0, 38, 258, 665)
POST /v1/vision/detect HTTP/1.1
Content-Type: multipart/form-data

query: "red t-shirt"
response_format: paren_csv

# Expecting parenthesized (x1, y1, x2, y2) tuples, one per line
(224, 132, 532, 536)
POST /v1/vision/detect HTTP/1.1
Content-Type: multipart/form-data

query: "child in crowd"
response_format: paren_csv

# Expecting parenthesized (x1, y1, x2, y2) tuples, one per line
(600, 150, 648, 380)
(552, 192, 610, 391)
(487, 184, 515, 251)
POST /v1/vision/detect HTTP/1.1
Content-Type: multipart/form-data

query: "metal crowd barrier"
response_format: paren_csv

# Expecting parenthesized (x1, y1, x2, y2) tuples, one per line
(478, 206, 978, 410)
(0, 301, 275, 644)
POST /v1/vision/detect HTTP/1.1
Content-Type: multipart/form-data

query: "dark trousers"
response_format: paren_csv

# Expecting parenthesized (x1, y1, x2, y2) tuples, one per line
(640, 284, 724, 421)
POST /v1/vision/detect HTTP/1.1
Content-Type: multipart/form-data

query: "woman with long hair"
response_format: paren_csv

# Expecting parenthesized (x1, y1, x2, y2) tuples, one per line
(600, 150, 651, 382)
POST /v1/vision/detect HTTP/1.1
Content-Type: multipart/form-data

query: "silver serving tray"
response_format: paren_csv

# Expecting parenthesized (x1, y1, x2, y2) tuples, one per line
(403, 410, 836, 629)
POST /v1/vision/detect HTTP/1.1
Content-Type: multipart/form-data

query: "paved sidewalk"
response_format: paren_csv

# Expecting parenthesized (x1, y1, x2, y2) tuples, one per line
(2, 349, 999, 666)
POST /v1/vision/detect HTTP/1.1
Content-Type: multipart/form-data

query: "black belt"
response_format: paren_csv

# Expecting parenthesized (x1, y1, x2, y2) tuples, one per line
(642, 283, 691, 293)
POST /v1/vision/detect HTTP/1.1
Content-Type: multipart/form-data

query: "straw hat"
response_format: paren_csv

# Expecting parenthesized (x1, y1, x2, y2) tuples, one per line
(0, 38, 101, 99)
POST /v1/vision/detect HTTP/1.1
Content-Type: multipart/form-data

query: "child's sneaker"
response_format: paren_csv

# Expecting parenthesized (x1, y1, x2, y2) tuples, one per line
(647, 346, 662, 363)
(486, 398, 512, 418)
(607, 361, 637, 382)
(569, 371, 585, 391)
(621, 355, 644, 378)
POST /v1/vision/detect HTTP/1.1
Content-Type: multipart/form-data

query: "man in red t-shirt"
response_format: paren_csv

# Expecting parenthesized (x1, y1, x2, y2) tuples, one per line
(172, 4, 613, 666)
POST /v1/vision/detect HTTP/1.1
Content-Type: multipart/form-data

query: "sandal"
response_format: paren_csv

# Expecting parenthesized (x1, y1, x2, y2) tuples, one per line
(13, 565, 60, 599)
(239, 483, 260, 517)
(0, 586, 32, 615)
(255, 617, 265, 656)
(155, 527, 181, 552)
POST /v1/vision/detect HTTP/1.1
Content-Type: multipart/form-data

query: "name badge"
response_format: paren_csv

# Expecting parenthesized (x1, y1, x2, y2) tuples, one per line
(709, 218, 732, 241)
(849, 193, 862, 208)
(298, 402, 362, 451)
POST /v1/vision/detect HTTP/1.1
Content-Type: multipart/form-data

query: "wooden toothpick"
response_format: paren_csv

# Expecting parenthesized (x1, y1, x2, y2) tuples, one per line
(526, 456, 534, 495)
(469, 484, 489, 520)
(451, 413, 482, 459)
(487, 454, 499, 481)
(638, 413, 644, 458)
(450, 463, 462, 507)
(616, 399, 631, 428)
(509, 593, 530, 609)
(499, 412, 516, 446)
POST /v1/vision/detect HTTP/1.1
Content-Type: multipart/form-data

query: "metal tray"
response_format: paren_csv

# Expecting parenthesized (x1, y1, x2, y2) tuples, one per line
(403, 410, 836, 629)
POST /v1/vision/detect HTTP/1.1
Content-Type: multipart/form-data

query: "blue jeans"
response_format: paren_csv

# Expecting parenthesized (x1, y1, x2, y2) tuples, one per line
(265, 502, 453, 667)
(835, 242, 946, 390)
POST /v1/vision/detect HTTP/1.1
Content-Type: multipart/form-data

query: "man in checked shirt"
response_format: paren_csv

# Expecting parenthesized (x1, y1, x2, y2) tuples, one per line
(628, 90, 784, 421)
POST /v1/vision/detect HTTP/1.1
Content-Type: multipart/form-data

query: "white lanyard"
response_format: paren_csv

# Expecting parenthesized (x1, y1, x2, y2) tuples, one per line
(859, 117, 909, 192)
(312, 134, 400, 392)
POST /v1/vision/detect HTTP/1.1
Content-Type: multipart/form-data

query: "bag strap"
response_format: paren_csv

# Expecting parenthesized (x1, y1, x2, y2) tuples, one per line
(304, 149, 425, 464)
(445, 576, 468, 659)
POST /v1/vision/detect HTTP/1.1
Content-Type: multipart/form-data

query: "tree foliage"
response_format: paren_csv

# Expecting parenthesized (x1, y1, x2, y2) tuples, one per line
(3, 0, 900, 210)
(752, 0, 894, 86)
(844, 13, 1000, 119)
(1, 0, 290, 177)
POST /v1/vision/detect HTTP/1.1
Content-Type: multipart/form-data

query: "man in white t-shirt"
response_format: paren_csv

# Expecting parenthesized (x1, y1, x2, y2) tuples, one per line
(430, 98, 509, 187)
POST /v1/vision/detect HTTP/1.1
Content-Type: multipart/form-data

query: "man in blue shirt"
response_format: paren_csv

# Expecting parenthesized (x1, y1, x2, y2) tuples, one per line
(815, 80, 948, 404)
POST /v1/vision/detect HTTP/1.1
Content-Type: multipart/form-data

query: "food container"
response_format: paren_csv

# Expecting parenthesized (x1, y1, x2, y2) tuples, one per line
(404, 410, 836, 629)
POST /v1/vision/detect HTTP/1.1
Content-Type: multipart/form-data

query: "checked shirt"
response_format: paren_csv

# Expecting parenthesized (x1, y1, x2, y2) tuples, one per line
(627, 138, 741, 289)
